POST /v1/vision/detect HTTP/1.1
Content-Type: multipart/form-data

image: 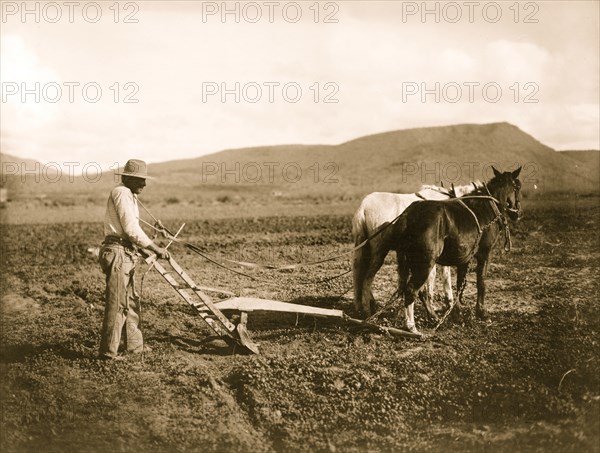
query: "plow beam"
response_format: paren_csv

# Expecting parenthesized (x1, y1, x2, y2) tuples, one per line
(201, 297, 423, 340)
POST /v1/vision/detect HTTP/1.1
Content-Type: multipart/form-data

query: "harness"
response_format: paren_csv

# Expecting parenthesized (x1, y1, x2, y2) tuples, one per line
(455, 198, 483, 234)
(415, 186, 451, 200)
(453, 183, 515, 254)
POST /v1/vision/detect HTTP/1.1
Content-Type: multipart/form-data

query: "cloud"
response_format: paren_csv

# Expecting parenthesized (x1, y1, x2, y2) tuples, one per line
(1, 34, 63, 158)
(0, 2, 598, 167)
(483, 40, 551, 82)
(1, 34, 61, 119)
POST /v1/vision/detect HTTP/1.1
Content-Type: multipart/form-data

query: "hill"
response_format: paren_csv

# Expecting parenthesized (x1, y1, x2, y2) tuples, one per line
(558, 150, 599, 183)
(2, 123, 598, 206)
(0, 153, 42, 170)
(148, 122, 599, 195)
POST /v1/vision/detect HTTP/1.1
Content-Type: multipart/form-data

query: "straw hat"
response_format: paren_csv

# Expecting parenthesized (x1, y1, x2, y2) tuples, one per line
(115, 159, 154, 179)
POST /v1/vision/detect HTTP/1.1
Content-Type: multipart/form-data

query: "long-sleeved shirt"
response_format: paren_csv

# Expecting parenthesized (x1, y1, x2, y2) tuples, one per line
(103, 184, 153, 248)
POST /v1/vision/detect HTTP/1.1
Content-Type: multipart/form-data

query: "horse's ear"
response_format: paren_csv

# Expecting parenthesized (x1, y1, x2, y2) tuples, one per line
(492, 166, 501, 177)
(440, 181, 445, 188)
(512, 166, 522, 178)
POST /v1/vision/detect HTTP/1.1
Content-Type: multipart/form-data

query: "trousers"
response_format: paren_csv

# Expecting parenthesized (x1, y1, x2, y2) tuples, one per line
(98, 244, 144, 358)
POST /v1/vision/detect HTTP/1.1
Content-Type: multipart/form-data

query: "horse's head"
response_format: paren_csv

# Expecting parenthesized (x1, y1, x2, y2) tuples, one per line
(489, 166, 522, 221)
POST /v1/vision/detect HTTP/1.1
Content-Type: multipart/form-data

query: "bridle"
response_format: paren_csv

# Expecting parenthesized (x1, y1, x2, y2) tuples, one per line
(456, 179, 521, 253)
(483, 179, 522, 252)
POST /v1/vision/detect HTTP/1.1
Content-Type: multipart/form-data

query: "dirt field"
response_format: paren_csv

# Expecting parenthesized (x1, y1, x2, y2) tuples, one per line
(1, 195, 599, 452)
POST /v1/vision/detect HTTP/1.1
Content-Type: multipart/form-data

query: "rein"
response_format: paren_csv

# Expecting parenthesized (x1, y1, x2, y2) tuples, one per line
(135, 180, 515, 284)
(137, 212, 402, 272)
(454, 187, 512, 255)
(455, 199, 482, 233)
(482, 183, 513, 252)
(136, 199, 380, 286)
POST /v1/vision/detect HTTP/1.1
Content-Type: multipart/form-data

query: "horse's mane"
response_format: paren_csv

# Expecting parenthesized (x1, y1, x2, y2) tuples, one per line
(469, 183, 490, 197)
(467, 175, 507, 197)
(453, 180, 483, 196)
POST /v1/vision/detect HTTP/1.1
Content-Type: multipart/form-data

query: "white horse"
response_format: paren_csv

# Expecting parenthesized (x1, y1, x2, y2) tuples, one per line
(352, 182, 482, 318)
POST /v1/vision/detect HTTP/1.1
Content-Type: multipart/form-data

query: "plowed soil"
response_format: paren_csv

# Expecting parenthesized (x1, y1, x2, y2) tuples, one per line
(1, 196, 599, 452)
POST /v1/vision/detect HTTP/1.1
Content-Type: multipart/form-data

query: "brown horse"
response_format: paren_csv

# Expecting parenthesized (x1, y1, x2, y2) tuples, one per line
(352, 182, 482, 319)
(393, 167, 522, 333)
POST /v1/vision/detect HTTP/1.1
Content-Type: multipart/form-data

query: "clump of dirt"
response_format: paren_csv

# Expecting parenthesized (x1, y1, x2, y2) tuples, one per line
(2, 293, 41, 314)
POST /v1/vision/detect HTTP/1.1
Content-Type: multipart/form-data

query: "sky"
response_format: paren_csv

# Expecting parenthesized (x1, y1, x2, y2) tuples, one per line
(1, 1, 599, 168)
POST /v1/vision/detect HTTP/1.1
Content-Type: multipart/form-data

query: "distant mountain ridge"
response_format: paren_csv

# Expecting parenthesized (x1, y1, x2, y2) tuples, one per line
(2, 123, 598, 201)
(148, 122, 598, 194)
(1, 153, 44, 172)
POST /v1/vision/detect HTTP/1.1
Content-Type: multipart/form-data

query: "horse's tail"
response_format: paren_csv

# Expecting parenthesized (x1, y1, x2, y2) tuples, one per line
(352, 205, 370, 311)
(351, 204, 369, 247)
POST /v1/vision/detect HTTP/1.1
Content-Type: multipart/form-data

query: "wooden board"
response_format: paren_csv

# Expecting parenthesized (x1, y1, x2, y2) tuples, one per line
(200, 297, 345, 319)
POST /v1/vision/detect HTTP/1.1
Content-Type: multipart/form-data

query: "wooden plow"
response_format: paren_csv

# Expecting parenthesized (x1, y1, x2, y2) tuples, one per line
(142, 251, 260, 354)
(140, 223, 422, 355)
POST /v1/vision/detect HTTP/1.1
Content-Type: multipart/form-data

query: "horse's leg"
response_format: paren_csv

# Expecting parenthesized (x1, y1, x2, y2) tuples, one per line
(397, 250, 408, 300)
(475, 257, 490, 320)
(421, 266, 440, 322)
(428, 265, 437, 297)
(403, 260, 434, 333)
(418, 263, 434, 301)
(360, 240, 388, 317)
(404, 290, 418, 334)
(353, 243, 368, 314)
(441, 266, 454, 309)
(455, 263, 469, 316)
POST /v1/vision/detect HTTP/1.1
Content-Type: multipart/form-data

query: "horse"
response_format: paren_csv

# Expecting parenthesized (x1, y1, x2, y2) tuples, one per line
(393, 167, 522, 333)
(352, 181, 482, 319)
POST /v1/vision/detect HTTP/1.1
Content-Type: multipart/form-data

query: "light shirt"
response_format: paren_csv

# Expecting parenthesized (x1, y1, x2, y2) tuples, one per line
(103, 184, 153, 248)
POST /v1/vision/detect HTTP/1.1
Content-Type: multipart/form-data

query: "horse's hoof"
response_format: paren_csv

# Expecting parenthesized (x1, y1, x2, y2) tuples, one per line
(406, 324, 421, 335)
(449, 307, 461, 321)
(360, 310, 371, 320)
(428, 313, 440, 323)
(476, 309, 489, 320)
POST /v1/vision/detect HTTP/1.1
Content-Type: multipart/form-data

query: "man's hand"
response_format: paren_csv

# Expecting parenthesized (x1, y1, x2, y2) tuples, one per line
(155, 247, 170, 260)
(155, 220, 169, 239)
(148, 243, 170, 260)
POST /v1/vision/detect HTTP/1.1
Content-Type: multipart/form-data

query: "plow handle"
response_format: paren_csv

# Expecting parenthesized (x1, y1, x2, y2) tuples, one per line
(141, 222, 186, 265)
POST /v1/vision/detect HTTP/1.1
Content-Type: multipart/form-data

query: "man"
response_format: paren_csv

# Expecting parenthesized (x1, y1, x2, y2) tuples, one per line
(98, 159, 169, 360)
